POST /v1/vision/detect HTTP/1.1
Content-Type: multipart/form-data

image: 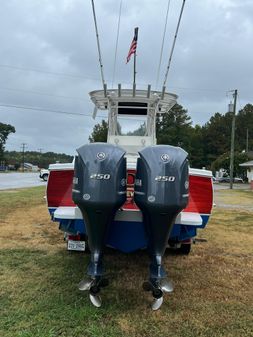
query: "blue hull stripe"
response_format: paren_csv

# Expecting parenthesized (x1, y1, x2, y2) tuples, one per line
(49, 208, 210, 253)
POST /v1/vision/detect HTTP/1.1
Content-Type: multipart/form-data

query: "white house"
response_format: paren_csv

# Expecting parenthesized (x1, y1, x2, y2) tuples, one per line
(239, 160, 253, 182)
(23, 162, 39, 172)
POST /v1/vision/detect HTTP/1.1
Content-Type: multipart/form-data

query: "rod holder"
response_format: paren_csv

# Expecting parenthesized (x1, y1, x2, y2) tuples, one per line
(147, 84, 151, 98)
(103, 83, 107, 97)
(118, 84, 121, 97)
(161, 86, 166, 100)
(133, 83, 136, 97)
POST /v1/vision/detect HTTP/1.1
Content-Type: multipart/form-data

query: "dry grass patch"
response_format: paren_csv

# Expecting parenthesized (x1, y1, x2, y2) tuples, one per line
(214, 188, 253, 210)
(0, 187, 63, 251)
(0, 186, 253, 337)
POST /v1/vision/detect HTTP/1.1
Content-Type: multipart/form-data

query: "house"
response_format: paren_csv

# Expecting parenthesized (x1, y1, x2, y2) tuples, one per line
(23, 162, 39, 172)
(239, 160, 253, 182)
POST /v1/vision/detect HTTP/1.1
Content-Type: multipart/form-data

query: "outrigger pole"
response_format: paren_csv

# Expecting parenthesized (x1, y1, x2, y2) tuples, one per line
(91, 0, 107, 97)
(161, 0, 186, 97)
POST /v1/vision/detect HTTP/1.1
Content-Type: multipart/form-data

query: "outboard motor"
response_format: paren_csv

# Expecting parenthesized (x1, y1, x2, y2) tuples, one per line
(72, 143, 126, 307)
(134, 145, 189, 310)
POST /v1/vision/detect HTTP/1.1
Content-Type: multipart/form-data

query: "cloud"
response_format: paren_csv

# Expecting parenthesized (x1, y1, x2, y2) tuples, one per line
(0, 0, 252, 154)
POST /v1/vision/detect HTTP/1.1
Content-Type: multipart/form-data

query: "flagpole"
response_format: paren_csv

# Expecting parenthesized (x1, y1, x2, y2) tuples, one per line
(133, 27, 138, 87)
(133, 49, 137, 86)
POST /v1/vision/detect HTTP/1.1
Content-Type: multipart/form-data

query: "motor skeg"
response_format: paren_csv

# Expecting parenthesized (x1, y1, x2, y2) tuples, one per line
(134, 145, 189, 279)
(72, 143, 126, 277)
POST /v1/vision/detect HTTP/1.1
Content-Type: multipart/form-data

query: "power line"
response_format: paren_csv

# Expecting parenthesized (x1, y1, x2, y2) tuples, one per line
(0, 63, 234, 94)
(0, 63, 99, 81)
(0, 86, 89, 102)
(0, 102, 147, 122)
(0, 83, 235, 100)
(0, 102, 90, 116)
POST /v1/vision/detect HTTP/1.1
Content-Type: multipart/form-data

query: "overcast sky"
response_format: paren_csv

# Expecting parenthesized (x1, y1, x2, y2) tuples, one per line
(0, 0, 252, 155)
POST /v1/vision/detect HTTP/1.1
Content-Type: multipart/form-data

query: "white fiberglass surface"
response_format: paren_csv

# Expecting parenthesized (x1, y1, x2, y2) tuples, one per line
(117, 115, 147, 136)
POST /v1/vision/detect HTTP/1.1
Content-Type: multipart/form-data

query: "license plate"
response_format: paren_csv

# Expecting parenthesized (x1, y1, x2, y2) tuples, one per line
(67, 240, 86, 251)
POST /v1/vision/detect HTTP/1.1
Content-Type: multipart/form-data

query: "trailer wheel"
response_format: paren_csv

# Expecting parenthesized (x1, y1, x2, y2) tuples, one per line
(179, 243, 191, 255)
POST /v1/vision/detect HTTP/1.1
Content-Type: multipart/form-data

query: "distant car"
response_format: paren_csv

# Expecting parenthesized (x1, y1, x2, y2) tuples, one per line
(217, 176, 230, 183)
(39, 169, 49, 181)
(217, 176, 243, 183)
(233, 177, 244, 183)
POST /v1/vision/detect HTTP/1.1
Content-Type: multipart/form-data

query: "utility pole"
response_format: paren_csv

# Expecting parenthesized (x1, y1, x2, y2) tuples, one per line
(21, 143, 27, 172)
(246, 128, 249, 154)
(229, 89, 237, 190)
(38, 148, 43, 168)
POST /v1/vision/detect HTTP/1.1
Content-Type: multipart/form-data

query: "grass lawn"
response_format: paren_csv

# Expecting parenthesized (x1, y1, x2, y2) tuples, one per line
(0, 187, 253, 337)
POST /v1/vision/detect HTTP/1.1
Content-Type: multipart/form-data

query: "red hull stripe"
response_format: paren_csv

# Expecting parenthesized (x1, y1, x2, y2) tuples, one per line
(47, 170, 213, 215)
(47, 170, 75, 207)
(184, 175, 213, 214)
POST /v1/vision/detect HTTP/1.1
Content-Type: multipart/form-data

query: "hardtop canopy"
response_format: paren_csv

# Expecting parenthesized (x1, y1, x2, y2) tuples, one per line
(89, 86, 178, 114)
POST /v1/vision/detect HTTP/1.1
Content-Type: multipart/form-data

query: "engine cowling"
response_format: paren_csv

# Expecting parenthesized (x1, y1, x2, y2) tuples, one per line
(72, 143, 127, 277)
(134, 145, 189, 280)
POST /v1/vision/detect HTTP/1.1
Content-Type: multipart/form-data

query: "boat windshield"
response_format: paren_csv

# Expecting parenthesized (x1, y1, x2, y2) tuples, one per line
(117, 115, 147, 136)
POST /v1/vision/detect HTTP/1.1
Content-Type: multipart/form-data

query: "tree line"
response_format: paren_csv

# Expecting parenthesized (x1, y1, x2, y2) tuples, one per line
(3, 151, 73, 169)
(1, 103, 252, 173)
(89, 103, 253, 176)
(0, 123, 73, 169)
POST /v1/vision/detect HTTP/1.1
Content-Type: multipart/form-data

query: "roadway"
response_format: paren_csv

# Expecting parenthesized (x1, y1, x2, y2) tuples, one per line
(0, 172, 250, 191)
(0, 172, 46, 190)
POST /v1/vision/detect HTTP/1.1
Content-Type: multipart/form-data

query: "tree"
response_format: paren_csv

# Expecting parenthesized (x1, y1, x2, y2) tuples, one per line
(156, 104, 192, 150)
(236, 104, 253, 152)
(211, 151, 249, 177)
(156, 104, 204, 165)
(87, 103, 253, 170)
(0, 122, 15, 161)
(127, 122, 146, 136)
(89, 120, 108, 143)
(201, 112, 233, 164)
(202, 103, 253, 167)
(188, 124, 206, 168)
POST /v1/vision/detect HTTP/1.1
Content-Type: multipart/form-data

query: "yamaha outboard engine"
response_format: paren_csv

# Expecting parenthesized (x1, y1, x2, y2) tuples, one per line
(134, 145, 189, 310)
(72, 143, 126, 307)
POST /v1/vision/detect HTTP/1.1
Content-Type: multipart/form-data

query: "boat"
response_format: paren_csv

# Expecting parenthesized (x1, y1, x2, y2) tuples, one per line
(46, 86, 213, 310)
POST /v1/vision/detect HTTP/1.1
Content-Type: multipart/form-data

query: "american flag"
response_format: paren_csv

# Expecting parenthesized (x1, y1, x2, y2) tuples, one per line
(126, 27, 138, 63)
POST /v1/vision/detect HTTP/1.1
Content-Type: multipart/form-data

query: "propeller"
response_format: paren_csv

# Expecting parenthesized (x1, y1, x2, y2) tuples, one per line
(78, 277, 108, 308)
(143, 278, 173, 310)
(89, 293, 102, 308)
(160, 279, 174, 293)
(78, 278, 94, 291)
(151, 296, 164, 311)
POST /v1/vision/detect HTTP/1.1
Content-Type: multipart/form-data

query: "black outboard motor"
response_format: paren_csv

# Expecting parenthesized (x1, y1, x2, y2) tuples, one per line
(134, 145, 189, 310)
(72, 143, 126, 307)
